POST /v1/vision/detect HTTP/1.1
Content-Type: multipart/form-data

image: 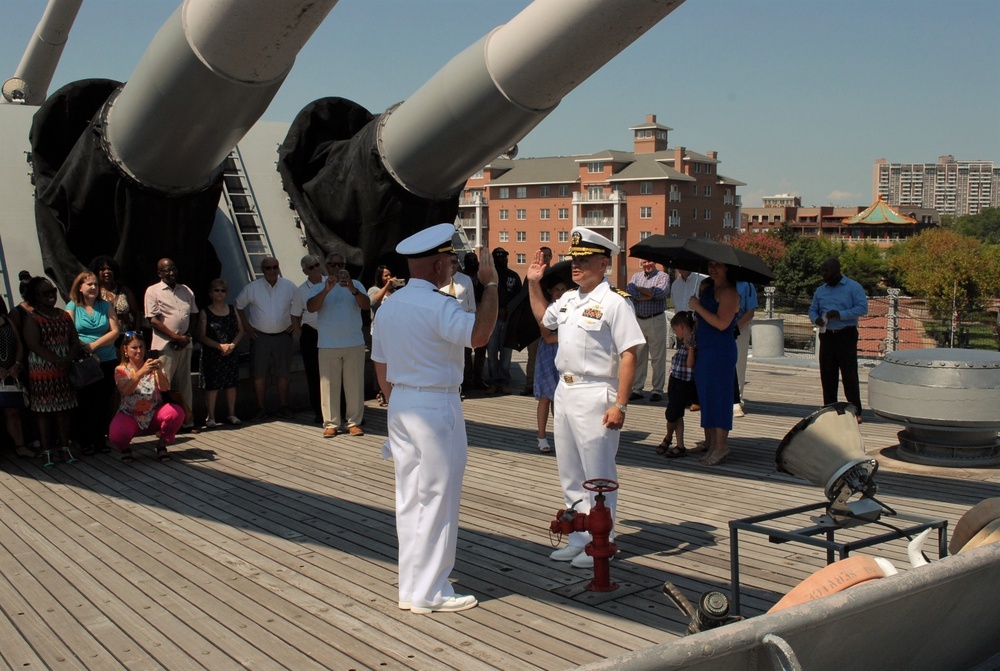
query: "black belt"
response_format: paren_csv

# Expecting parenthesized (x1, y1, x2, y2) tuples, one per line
(637, 312, 665, 320)
(824, 326, 857, 334)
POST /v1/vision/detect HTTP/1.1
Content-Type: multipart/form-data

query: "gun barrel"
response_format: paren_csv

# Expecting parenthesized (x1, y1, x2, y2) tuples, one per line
(377, 0, 686, 199)
(104, 0, 339, 193)
(4, 0, 83, 105)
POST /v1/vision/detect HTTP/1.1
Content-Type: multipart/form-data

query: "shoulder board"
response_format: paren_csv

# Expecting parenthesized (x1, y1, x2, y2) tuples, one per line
(609, 286, 633, 301)
(434, 290, 457, 300)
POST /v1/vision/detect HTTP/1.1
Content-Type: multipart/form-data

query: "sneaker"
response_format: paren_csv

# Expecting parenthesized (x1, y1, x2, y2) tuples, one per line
(537, 438, 552, 453)
(348, 425, 364, 437)
(549, 545, 585, 562)
(276, 406, 294, 419)
(227, 415, 242, 425)
(650, 392, 663, 402)
(205, 419, 220, 429)
(323, 426, 338, 438)
(733, 404, 745, 418)
(410, 594, 478, 614)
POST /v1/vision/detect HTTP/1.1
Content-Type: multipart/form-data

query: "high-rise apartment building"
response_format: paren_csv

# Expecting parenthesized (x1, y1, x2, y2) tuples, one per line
(457, 115, 744, 286)
(873, 156, 1000, 217)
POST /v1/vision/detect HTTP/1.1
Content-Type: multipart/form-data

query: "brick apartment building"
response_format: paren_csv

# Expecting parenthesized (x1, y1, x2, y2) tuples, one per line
(456, 114, 744, 286)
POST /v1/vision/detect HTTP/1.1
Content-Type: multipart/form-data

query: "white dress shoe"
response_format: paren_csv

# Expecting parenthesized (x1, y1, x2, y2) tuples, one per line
(398, 601, 411, 610)
(733, 403, 745, 418)
(410, 594, 478, 614)
(550, 545, 585, 561)
(571, 551, 595, 569)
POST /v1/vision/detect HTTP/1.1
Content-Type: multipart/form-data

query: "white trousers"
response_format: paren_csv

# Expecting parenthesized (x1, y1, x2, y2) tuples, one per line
(387, 388, 467, 608)
(736, 324, 752, 403)
(319, 345, 365, 429)
(553, 380, 619, 548)
(633, 314, 666, 394)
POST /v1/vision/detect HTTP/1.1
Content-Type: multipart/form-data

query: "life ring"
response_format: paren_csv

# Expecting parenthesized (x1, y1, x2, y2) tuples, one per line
(767, 556, 896, 614)
(950, 498, 1000, 555)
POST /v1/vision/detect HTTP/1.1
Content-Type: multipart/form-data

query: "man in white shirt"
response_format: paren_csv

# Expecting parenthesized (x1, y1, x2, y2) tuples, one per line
(445, 253, 476, 314)
(235, 257, 298, 421)
(667, 269, 706, 348)
(307, 252, 371, 438)
(145, 257, 198, 428)
(372, 224, 498, 614)
(291, 254, 325, 424)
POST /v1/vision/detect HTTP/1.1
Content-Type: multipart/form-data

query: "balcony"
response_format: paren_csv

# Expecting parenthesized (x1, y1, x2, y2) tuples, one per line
(668, 216, 681, 227)
(583, 216, 616, 228)
(572, 191, 627, 204)
(669, 191, 681, 202)
(459, 194, 486, 207)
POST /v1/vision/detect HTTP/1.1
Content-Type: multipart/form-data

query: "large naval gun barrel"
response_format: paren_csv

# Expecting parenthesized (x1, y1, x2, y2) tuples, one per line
(31, 0, 339, 294)
(279, 0, 687, 284)
(2, 0, 82, 105)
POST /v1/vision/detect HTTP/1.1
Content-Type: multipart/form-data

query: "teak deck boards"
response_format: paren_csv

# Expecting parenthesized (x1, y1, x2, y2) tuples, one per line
(2, 360, 998, 671)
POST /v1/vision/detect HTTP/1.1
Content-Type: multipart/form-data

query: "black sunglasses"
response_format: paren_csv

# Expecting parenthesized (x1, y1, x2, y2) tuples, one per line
(304, 263, 320, 271)
(124, 330, 144, 339)
(326, 261, 345, 268)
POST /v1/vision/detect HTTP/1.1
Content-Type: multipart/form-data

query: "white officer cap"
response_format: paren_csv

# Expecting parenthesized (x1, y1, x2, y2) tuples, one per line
(568, 227, 619, 257)
(395, 223, 456, 258)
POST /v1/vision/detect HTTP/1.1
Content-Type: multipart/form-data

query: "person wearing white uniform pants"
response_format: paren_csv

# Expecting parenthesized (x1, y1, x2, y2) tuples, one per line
(526, 227, 645, 569)
(372, 224, 498, 615)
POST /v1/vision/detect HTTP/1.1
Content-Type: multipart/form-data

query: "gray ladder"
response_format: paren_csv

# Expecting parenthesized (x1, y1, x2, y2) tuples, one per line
(221, 146, 273, 281)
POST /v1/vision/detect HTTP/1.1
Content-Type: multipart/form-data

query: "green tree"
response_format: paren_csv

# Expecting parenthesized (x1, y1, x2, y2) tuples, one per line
(889, 229, 1000, 320)
(953, 207, 1000, 244)
(772, 236, 838, 298)
(840, 242, 887, 295)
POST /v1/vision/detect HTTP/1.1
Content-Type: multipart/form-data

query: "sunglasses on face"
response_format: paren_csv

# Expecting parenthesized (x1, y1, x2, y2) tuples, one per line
(304, 263, 320, 271)
(326, 261, 345, 268)
(124, 330, 144, 339)
(263, 265, 279, 271)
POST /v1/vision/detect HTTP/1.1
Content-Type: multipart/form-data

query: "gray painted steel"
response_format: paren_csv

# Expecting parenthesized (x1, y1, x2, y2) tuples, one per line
(572, 543, 1000, 671)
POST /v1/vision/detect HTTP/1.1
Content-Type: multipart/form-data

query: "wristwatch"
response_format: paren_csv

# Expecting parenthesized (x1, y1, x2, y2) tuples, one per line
(613, 402, 627, 413)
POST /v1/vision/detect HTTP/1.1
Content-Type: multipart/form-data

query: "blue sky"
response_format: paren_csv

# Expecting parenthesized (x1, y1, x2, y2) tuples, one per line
(3, 0, 998, 208)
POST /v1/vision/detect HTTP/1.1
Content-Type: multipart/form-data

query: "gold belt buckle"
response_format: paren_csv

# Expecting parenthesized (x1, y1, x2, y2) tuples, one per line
(563, 374, 574, 384)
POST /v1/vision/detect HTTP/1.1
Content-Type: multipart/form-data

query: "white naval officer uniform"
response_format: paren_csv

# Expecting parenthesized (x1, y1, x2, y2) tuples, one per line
(543, 279, 645, 549)
(371, 276, 475, 610)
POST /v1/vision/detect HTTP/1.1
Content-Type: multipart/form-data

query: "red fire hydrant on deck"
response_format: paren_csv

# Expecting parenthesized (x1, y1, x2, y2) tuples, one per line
(549, 478, 619, 592)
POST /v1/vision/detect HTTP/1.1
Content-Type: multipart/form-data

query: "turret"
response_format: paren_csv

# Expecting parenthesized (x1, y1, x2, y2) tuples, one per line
(279, 0, 688, 284)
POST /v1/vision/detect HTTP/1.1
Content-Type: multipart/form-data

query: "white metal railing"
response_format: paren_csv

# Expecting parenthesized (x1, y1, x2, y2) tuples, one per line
(572, 191, 626, 203)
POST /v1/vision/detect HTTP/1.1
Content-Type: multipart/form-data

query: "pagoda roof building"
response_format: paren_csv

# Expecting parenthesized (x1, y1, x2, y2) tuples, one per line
(843, 196, 917, 226)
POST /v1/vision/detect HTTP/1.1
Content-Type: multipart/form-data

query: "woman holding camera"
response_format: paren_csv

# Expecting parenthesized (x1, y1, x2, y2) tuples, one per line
(109, 331, 183, 463)
(367, 265, 398, 322)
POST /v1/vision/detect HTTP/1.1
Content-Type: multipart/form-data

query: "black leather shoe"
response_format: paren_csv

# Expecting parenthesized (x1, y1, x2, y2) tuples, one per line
(650, 393, 662, 402)
(629, 392, 643, 401)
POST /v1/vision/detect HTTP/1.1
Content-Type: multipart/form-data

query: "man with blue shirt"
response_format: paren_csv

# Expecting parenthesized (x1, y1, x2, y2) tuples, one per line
(308, 251, 371, 437)
(809, 257, 868, 422)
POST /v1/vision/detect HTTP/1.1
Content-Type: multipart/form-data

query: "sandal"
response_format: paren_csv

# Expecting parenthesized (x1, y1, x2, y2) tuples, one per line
(655, 437, 672, 455)
(376, 392, 388, 408)
(120, 449, 134, 464)
(701, 450, 730, 466)
(664, 445, 687, 459)
(156, 445, 171, 463)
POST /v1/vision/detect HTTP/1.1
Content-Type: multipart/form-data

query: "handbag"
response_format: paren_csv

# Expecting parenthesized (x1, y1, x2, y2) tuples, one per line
(0, 376, 27, 408)
(69, 355, 104, 388)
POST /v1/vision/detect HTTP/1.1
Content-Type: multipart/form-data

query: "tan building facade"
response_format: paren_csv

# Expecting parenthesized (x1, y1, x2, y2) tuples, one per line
(874, 156, 1000, 217)
(457, 114, 744, 286)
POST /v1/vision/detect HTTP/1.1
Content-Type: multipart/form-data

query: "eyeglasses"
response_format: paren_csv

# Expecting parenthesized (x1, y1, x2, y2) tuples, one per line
(262, 265, 279, 271)
(124, 330, 144, 339)
(304, 263, 319, 271)
(212, 288, 227, 293)
(326, 261, 345, 268)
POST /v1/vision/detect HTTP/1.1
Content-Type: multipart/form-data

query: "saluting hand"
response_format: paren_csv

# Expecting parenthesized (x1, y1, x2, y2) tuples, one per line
(477, 246, 498, 285)
(525, 249, 549, 283)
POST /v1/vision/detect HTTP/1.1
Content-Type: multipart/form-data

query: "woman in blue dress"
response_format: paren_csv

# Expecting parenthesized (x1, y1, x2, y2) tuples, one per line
(688, 261, 739, 466)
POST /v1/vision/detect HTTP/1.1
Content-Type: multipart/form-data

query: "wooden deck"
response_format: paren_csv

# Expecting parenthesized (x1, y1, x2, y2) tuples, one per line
(2, 356, 999, 671)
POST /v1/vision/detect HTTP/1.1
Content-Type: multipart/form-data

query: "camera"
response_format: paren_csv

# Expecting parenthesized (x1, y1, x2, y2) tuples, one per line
(391, 278, 406, 289)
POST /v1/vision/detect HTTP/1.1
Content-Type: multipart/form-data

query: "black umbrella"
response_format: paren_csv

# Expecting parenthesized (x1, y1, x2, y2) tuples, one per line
(629, 235, 774, 284)
(503, 261, 575, 351)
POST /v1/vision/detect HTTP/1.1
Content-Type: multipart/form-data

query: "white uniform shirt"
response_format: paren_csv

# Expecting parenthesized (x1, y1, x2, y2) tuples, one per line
(235, 277, 297, 334)
(371, 279, 474, 388)
(543, 280, 645, 380)
(292, 277, 325, 328)
(445, 272, 476, 314)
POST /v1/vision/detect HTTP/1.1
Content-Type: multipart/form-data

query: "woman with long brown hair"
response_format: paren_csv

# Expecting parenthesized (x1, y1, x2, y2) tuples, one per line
(66, 270, 120, 454)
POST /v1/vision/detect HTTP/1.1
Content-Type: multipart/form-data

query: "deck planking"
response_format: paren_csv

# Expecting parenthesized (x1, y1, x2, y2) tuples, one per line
(1, 357, 999, 670)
